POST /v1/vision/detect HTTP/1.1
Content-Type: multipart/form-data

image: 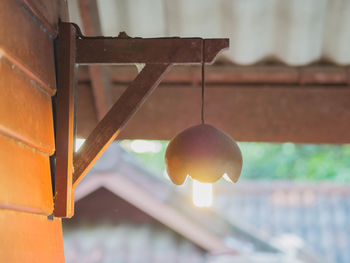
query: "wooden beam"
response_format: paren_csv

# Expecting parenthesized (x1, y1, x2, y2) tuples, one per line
(54, 23, 76, 218)
(77, 0, 101, 36)
(75, 83, 350, 143)
(78, 64, 350, 86)
(76, 37, 229, 64)
(0, 1, 57, 94)
(78, 0, 111, 120)
(73, 63, 171, 186)
(121, 85, 350, 143)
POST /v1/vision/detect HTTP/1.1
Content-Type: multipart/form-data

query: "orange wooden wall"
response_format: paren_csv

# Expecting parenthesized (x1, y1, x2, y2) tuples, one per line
(0, 1, 67, 262)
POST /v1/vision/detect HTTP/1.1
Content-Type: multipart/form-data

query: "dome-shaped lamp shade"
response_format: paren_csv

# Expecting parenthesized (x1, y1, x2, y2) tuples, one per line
(165, 124, 242, 185)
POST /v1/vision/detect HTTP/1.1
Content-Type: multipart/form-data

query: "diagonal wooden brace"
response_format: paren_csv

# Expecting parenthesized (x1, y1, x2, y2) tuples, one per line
(73, 63, 171, 187)
(54, 22, 229, 218)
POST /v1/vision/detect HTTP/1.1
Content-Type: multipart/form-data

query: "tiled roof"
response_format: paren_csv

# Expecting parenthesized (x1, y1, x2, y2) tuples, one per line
(63, 224, 205, 263)
(214, 182, 350, 263)
(65, 143, 340, 262)
(73, 143, 282, 255)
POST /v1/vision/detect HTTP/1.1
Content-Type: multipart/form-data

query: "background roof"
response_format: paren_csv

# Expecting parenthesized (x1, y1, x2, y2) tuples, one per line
(64, 143, 333, 263)
(215, 181, 350, 263)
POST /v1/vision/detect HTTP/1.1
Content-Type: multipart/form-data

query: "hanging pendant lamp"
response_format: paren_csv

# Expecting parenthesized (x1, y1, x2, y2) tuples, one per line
(165, 42, 243, 185)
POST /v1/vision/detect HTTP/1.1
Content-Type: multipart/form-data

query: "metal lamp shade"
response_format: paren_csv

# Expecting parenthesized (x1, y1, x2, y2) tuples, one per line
(165, 124, 242, 185)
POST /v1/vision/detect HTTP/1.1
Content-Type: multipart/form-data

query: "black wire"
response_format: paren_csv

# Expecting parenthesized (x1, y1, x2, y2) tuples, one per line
(201, 40, 205, 124)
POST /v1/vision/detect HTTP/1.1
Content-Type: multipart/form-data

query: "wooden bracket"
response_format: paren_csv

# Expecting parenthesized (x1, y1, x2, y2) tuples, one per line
(54, 22, 229, 218)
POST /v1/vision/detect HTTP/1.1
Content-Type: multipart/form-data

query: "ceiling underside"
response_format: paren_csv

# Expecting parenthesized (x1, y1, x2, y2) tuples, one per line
(68, 0, 350, 143)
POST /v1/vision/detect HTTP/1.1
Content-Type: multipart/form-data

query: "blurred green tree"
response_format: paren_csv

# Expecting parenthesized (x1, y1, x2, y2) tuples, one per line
(120, 140, 350, 182)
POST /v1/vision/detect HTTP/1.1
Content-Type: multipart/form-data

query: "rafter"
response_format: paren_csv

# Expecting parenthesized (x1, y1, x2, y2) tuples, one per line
(78, 64, 350, 86)
(78, 0, 111, 120)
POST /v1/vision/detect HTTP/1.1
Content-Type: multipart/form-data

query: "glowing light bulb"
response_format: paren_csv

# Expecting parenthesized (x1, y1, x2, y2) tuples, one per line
(192, 180, 213, 207)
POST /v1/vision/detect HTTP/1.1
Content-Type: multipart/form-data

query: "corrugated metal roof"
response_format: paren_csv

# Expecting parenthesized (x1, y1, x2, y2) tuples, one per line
(68, 0, 350, 66)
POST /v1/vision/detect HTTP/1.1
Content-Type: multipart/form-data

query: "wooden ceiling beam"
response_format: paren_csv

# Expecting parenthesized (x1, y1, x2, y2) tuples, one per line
(78, 64, 350, 86)
(78, 0, 111, 120)
(75, 83, 350, 144)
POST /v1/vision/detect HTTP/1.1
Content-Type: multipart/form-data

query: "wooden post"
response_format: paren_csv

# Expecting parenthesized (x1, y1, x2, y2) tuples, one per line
(54, 23, 77, 218)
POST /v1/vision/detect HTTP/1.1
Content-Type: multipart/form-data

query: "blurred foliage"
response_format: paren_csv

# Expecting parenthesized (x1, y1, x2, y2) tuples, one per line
(119, 140, 350, 182)
(239, 142, 350, 182)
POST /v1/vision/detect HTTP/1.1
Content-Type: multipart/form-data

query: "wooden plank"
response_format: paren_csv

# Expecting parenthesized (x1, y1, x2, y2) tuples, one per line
(0, 209, 64, 262)
(203, 86, 350, 143)
(76, 38, 229, 64)
(78, 0, 112, 119)
(101, 84, 350, 143)
(79, 64, 350, 86)
(73, 63, 171, 186)
(0, 56, 55, 154)
(54, 23, 77, 218)
(0, 133, 53, 215)
(0, 1, 56, 94)
(84, 63, 350, 145)
(21, 0, 59, 37)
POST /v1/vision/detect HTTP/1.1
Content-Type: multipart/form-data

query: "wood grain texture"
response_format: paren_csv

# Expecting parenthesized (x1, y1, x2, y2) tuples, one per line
(0, 56, 55, 154)
(0, 133, 53, 215)
(21, 0, 59, 37)
(76, 64, 350, 143)
(73, 64, 171, 186)
(78, 64, 350, 86)
(54, 23, 77, 218)
(76, 38, 228, 64)
(105, 84, 350, 143)
(0, 0, 66, 261)
(0, 0, 56, 94)
(0, 209, 64, 262)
